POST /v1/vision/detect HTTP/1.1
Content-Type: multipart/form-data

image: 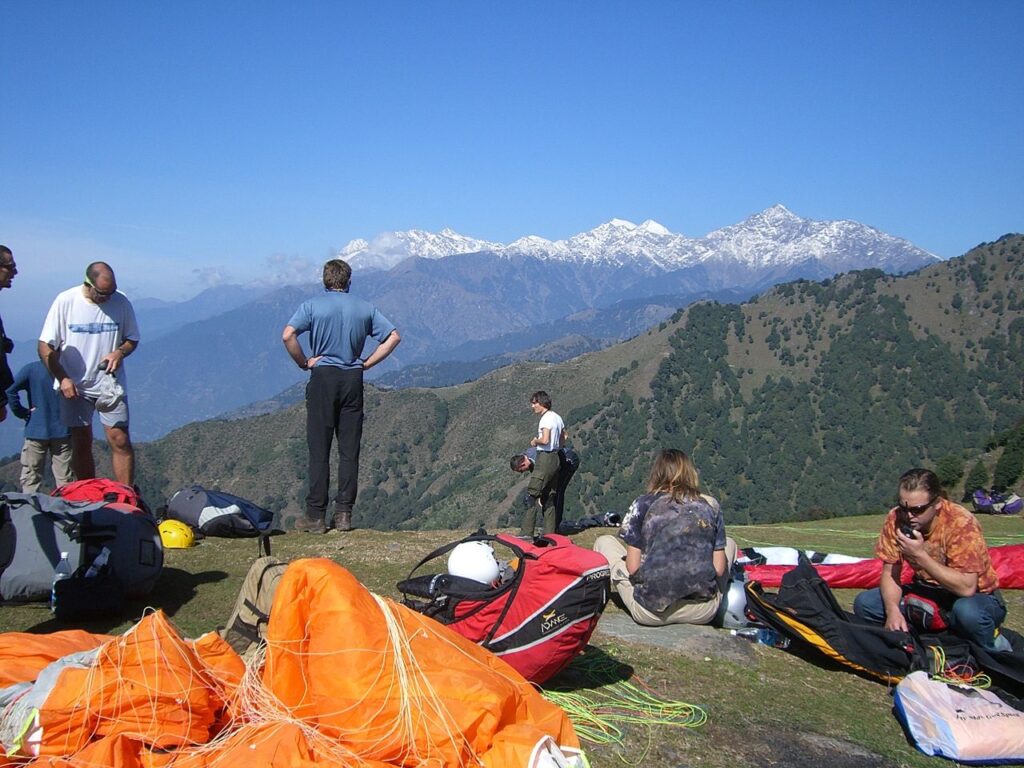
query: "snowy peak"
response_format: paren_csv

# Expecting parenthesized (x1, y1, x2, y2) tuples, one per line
(341, 228, 502, 271)
(704, 206, 934, 271)
(639, 219, 671, 236)
(751, 204, 799, 223)
(606, 218, 638, 229)
(339, 238, 369, 256)
(338, 206, 938, 275)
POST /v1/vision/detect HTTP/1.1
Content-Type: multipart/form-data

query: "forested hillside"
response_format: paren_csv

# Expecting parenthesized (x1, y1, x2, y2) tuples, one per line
(572, 235, 1023, 521)
(3, 235, 1020, 528)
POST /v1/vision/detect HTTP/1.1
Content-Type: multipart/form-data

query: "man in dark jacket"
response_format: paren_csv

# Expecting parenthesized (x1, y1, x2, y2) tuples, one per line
(0, 246, 17, 422)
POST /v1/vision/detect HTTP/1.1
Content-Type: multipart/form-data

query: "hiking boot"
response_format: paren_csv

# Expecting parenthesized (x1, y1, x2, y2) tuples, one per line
(334, 511, 353, 532)
(296, 519, 327, 535)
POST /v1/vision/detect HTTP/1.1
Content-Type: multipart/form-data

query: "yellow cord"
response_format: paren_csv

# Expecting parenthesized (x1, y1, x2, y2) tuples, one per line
(542, 649, 707, 766)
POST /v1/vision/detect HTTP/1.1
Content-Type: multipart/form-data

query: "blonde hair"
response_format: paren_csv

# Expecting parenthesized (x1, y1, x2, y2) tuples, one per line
(646, 448, 701, 502)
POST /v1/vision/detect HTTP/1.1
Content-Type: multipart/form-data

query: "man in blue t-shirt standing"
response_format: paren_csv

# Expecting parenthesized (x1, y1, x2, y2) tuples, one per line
(282, 259, 400, 533)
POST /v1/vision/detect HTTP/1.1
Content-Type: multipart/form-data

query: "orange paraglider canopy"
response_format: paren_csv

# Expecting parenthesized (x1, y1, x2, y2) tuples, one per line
(0, 558, 583, 768)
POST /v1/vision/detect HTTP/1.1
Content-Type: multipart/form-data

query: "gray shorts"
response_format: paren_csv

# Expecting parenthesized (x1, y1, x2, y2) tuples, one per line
(60, 392, 130, 430)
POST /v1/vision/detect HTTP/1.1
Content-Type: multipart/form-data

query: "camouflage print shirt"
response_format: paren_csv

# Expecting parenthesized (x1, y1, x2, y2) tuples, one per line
(620, 492, 727, 613)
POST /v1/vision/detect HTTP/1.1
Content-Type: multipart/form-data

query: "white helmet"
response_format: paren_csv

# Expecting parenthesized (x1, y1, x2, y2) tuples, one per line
(719, 579, 751, 629)
(447, 541, 500, 585)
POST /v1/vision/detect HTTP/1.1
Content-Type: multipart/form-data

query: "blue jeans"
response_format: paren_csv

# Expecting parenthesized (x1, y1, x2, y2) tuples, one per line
(853, 586, 1007, 649)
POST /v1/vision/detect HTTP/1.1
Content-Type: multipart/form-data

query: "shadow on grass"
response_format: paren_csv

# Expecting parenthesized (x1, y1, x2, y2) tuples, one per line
(542, 644, 635, 692)
(23, 567, 229, 635)
(142, 567, 230, 618)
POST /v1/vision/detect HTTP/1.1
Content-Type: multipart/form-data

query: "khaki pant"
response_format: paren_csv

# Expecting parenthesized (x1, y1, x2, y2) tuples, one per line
(521, 450, 560, 536)
(21, 437, 75, 493)
(594, 534, 737, 626)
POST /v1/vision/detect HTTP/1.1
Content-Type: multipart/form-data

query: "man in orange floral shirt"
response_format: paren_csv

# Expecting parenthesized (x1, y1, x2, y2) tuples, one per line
(854, 468, 1010, 651)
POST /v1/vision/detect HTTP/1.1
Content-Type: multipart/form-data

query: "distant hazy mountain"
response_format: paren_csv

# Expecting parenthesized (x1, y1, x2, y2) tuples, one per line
(402, 293, 700, 365)
(134, 284, 275, 340)
(125, 286, 316, 440)
(80, 206, 940, 443)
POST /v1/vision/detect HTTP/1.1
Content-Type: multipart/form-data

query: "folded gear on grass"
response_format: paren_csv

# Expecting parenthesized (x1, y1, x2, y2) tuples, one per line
(0, 492, 163, 603)
(895, 670, 1024, 763)
(398, 531, 610, 684)
(972, 488, 1023, 515)
(740, 543, 1024, 590)
(166, 485, 274, 539)
(745, 554, 1024, 703)
(744, 554, 920, 684)
(0, 558, 584, 767)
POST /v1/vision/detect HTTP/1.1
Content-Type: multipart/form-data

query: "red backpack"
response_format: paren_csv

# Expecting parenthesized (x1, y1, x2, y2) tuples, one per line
(52, 479, 146, 513)
(398, 532, 610, 683)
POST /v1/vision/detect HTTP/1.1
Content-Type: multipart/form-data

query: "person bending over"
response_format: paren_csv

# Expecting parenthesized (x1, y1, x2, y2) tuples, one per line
(593, 448, 736, 626)
(510, 444, 579, 532)
(853, 467, 1009, 652)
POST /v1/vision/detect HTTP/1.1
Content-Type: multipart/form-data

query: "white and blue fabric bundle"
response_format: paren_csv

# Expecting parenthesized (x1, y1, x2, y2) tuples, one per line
(895, 670, 1024, 764)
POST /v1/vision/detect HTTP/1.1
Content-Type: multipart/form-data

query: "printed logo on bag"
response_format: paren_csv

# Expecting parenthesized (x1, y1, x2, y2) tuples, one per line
(585, 569, 610, 582)
(540, 609, 569, 634)
(954, 706, 1023, 722)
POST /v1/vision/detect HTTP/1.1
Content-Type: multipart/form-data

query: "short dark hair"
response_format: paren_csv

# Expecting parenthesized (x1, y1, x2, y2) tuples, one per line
(510, 454, 530, 471)
(323, 259, 352, 290)
(530, 391, 552, 410)
(898, 468, 945, 500)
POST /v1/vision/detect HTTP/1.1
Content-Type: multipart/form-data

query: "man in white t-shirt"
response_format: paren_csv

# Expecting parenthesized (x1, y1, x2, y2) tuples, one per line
(38, 262, 140, 485)
(521, 390, 565, 537)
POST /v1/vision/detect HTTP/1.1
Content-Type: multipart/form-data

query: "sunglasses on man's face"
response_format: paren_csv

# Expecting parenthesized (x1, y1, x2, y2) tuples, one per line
(84, 277, 115, 298)
(898, 498, 936, 516)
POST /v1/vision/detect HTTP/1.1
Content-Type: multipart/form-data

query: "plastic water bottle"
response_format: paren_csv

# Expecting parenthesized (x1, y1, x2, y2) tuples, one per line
(50, 552, 72, 613)
(731, 627, 791, 649)
(83, 547, 110, 578)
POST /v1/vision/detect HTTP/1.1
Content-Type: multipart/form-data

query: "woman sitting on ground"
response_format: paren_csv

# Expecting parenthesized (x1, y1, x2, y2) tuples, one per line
(594, 448, 736, 626)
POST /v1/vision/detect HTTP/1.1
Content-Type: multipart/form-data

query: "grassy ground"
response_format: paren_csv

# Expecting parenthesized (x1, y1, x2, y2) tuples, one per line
(2, 514, 1022, 768)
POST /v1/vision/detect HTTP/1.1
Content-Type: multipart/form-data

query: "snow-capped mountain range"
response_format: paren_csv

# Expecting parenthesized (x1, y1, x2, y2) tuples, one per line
(339, 205, 938, 275)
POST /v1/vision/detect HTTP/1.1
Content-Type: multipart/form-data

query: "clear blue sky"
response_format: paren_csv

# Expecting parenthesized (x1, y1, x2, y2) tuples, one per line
(2, 2, 1021, 337)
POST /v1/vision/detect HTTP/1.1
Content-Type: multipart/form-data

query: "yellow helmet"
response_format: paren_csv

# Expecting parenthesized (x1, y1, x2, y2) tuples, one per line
(159, 519, 195, 549)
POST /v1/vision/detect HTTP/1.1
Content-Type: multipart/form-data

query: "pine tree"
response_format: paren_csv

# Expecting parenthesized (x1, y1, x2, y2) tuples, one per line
(964, 460, 989, 496)
(992, 426, 1024, 491)
(934, 454, 965, 490)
